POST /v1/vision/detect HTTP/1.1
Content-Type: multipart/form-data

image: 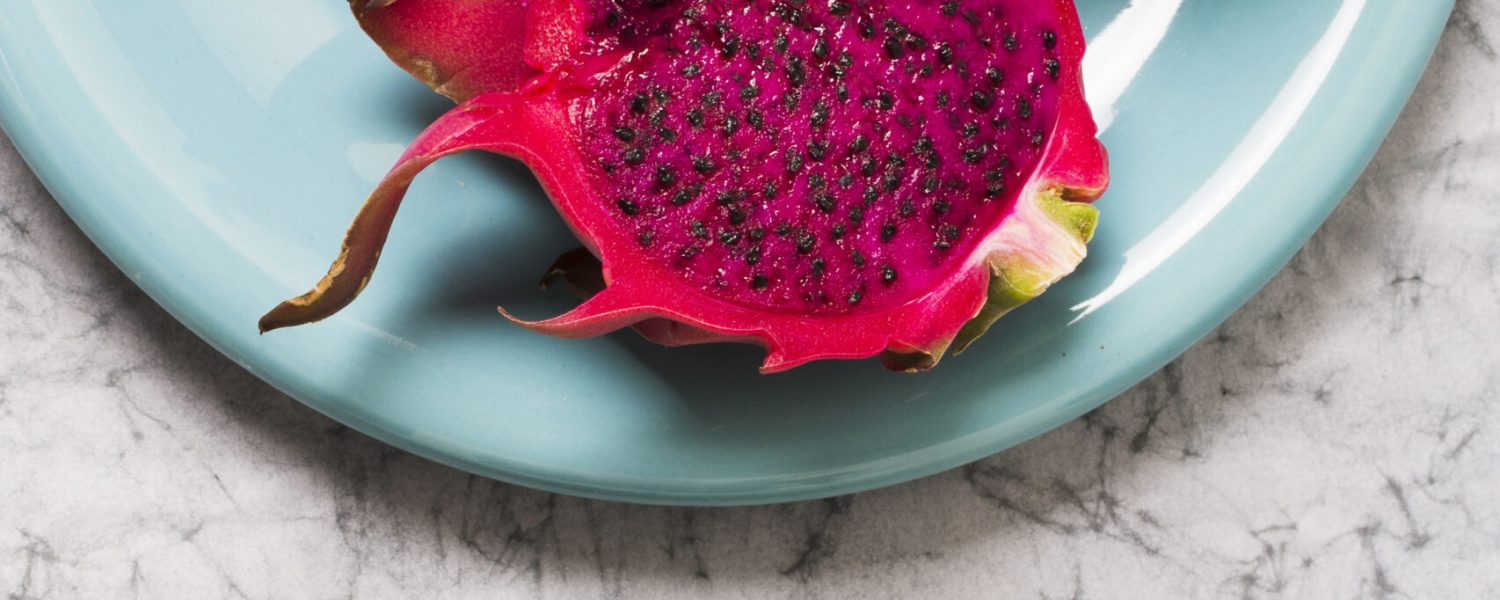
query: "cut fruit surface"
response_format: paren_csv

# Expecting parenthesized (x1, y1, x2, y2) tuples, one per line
(261, 0, 1109, 373)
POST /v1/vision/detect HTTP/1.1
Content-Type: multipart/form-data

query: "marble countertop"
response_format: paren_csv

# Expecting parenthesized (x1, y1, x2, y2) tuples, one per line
(3, 5, 1497, 599)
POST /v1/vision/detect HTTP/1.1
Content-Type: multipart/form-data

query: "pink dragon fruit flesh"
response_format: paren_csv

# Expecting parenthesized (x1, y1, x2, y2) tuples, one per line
(259, 0, 1110, 373)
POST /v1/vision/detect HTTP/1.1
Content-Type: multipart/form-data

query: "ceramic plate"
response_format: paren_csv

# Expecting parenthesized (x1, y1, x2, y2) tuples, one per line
(0, 0, 1450, 504)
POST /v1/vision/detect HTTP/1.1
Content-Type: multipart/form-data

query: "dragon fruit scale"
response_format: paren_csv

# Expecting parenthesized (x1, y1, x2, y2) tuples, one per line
(259, 0, 1109, 373)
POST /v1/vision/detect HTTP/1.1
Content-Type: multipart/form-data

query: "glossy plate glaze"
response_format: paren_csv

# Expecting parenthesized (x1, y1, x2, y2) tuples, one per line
(0, 0, 1450, 505)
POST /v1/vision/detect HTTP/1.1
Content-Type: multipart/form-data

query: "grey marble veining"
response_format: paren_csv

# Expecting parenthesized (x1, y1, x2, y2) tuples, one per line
(2, 5, 1498, 599)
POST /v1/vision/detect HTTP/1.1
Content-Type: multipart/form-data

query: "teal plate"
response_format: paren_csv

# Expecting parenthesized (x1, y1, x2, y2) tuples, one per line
(0, 0, 1450, 505)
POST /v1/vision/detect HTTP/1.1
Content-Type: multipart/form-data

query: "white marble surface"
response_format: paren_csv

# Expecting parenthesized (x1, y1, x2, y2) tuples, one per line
(3, 4, 1499, 598)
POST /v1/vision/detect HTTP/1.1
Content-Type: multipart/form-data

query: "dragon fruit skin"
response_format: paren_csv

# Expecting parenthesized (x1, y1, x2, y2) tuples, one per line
(260, 0, 1108, 373)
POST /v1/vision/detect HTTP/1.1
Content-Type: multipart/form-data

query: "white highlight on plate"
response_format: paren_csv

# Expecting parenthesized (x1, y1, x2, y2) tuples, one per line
(1082, 0, 1187, 133)
(178, 1, 344, 106)
(1072, 0, 1369, 320)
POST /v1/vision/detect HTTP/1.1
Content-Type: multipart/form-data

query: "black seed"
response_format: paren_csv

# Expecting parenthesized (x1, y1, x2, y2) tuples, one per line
(777, 223, 791, 236)
(729, 207, 748, 225)
(933, 200, 951, 214)
(970, 91, 993, 111)
(719, 229, 741, 245)
(852, 250, 866, 267)
(936, 90, 950, 106)
(837, 84, 850, 102)
(883, 17, 907, 37)
(814, 193, 836, 213)
(657, 127, 677, 141)
(630, 93, 649, 114)
(1042, 30, 1058, 49)
(681, 63, 703, 78)
(692, 156, 716, 174)
(858, 19, 875, 38)
(740, 84, 760, 101)
(612, 126, 636, 142)
(919, 63, 933, 77)
(763, 181, 778, 198)
(940, 0, 958, 16)
(847, 289, 863, 305)
(881, 265, 897, 285)
(812, 39, 830, 61)
(721, 37, 740, 59)
(673, 184, 702, 206)
(922, 174, 939, 194)
(716, 191, 736, 205)
(623, 147, 645, 165)
(985, 181, 1006, 198)
(849, 205, 865, 222)
(746, 246, 762, 265)
(812, 257, 827, 276)
(1018, 97, 1033, 119)
(786, 152, 804, 174)
(942, 224, 960, 241)
(685, 109, 704, 128)
(809, 173, 826, 189)
(703, 90, 722, 107)
(933, 239, 951, 251)
(923, 152, 941, 169)
(962, 10, 980, 25)
(828, 0, 851, 15)
(881, 222, 897, 242)
(746, 42, 762, 59)
(774, 33, 789, 53)
(876, 91, 894, 110)
(831, 223, 846, 239)
(808, 141, 828, 161)
(883, 37, 905, 59)
(1031, 129, 1046, 146)
(722, 115, 740, 135)
(962, 145, 986, 164)
(617, 198, 640, 215)
(680, 245, 701, 260)
(811, 101, 830, 127)
(1004, 32, 1018, 51)
(655, 165, 677, 189)
(933, 42, 954, 65)
(796, 232, 816, 253)
(749, 226, 766, 241)
(986, 66, 1004, 84)
(860, 158, 877, 176)
(900, 199, 914, 217)
(751, 273, 768, 289)
(882, 170, 901, 192)
(650, 108, 666, 126)
(785, 57, 806, 86)
(638, 229, 655, 247)
(862, 185, 878, 204)
(905, 32, 929, 51)
(652, 87, 670, 103)
(1044, 58, 1060, 80)
(997, 154, 1012, 170)
(850, 135, 870, 153)
(839, 173, 854, 187)
(961, 122, 980, 137)
(747, 110, 765, 130)
(784, 88, 801, 111)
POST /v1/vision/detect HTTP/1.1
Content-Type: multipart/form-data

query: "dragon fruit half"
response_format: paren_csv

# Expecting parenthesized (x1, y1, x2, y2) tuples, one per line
(259, 0, 1109, 373)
